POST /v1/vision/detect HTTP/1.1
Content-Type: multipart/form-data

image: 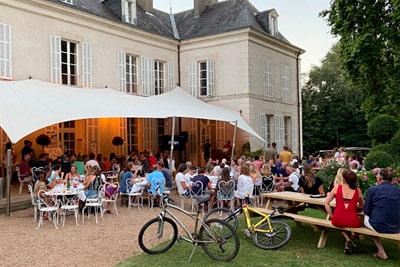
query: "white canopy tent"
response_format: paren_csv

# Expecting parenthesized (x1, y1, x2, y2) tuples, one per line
(0, 79, 265, 216)
(0, 79, 264, 143)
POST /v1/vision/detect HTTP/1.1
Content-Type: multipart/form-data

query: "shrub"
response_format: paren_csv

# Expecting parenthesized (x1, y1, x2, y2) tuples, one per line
(364, 151, 395, 170)
(367, 114, 399, 144)
(315, 160, 344, 190)
(390, 130, 400, 161)
(370, 143, 392, 153)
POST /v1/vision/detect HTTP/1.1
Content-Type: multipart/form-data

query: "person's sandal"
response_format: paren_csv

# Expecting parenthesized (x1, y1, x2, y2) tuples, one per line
(373, 253, 388, 260)
(344, 248, 351, 255)
(347, 241, 358, 254)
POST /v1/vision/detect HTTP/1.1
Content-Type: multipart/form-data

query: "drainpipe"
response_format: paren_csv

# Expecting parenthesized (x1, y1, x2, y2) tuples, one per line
(296, 50, 303, 158)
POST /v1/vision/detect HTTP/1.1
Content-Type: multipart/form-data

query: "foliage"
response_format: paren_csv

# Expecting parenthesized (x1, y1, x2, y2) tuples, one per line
(356, 170, 378, 197)
(35, 134, 51, 149)
(245, 149, 264, 160)
(321, 1, 400, 120)
(315, 160, 344, 190)
(302, 44, 370, 155)
(112, 136, 124, 146)
(389, 130, 400, 162)
(369, 143, 392, 154)
(367, 114, 399, 145)
(364, 151, 395, 170)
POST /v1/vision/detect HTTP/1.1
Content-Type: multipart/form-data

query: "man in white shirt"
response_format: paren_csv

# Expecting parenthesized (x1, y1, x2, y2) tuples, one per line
(85, 153, 100, 170)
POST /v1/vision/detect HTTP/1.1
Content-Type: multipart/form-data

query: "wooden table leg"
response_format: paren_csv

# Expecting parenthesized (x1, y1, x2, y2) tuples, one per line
(317, 229, 329, 248)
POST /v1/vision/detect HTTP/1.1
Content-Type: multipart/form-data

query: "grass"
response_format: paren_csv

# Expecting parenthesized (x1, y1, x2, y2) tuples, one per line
(118, 209, 399, 267)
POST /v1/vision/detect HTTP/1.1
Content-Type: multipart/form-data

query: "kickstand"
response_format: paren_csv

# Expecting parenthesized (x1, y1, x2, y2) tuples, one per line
(188, 244, 199, 262)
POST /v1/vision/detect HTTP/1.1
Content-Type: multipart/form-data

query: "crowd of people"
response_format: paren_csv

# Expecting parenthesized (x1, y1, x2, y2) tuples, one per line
(4, 139, 400, 259)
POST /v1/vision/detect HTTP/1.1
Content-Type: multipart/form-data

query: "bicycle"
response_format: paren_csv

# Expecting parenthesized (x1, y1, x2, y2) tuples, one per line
(138, 193, 240, 262)
(204, 197, 291, 250)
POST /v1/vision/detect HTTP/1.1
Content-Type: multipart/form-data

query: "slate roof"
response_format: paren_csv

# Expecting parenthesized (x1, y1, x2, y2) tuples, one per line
(46, 0, 291, 44)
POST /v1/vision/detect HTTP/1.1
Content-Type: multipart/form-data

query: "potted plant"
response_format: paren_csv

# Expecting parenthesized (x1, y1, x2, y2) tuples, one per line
(36, 134, 51, 151)
(112, 136, 124, 157)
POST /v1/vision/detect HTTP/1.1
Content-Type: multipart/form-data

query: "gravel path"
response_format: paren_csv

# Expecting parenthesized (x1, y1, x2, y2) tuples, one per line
(0, 196, 192, 267)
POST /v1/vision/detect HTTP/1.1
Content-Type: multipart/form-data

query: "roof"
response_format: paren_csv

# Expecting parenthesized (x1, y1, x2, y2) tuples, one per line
(46, 0, 292, 44)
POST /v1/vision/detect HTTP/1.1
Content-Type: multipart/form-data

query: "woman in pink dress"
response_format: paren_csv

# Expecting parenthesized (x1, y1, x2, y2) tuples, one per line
(325, 170, 364, 255)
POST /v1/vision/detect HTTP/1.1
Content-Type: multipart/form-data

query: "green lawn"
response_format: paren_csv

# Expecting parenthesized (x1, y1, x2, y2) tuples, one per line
(119, 209, 399, 267)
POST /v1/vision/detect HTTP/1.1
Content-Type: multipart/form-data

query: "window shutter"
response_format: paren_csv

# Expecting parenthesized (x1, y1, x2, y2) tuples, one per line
(50, 35, 61, 83)
(82, 42, 92, 88)
(291, 117, 297, 153)
(207, 58, 214, 96)
(275, 115, 284, 152)
(118, 51, 126, 92)
(0, 23, 12, 79)
(141, 56, 154, 96)
(260, 114, 267, 149)
(189, 61, 197, 96)
(167, 62, 174, 92)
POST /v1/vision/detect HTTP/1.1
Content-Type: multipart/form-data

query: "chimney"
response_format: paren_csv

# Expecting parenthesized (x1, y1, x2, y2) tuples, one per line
(137, 0, 153, 13)
(194, 0, 217, 17)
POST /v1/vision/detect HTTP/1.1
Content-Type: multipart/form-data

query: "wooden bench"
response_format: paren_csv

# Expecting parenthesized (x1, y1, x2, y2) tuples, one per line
(255, 207, 400, 249)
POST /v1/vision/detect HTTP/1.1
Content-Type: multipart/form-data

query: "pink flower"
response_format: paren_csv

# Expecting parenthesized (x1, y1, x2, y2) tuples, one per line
(363, 175, 367, 181)
(373, 168, 380, 175)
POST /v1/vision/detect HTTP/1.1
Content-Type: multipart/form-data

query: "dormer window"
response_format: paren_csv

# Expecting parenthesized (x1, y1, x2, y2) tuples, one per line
(269, 9, 279, 37)
(60, 0, 73, 5)
(123, 0, 137, 25)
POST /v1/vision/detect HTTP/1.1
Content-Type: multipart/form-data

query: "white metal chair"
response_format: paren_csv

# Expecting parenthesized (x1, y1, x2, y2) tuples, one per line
(28, 184, 39, 222)
(216, 180, 235, 211)
(60, 193, 80, 226)
(102, 182, 120, 215)
(17, 166, 33, 194)
(36, 190, 59, 229)
(190, 180, 207, 214)
(148, 177, 165, 208)
(126, 178, 144, 210)
(81, 185, 104, 224)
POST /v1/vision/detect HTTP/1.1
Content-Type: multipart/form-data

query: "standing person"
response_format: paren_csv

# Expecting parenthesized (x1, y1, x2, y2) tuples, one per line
(363, 168, 400, 260)
(21, 140, 34, 160)
(279, 145, 292, 164)
(265, 142, 278, 163)
(222, 140, 233, 159)
(202, 139, 212, 164)
(325, 170, 364, 255)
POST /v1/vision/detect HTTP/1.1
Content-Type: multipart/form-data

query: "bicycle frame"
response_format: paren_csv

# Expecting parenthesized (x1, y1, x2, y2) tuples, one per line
(157, 197, 216, 246)
(242, 205, 273, 234)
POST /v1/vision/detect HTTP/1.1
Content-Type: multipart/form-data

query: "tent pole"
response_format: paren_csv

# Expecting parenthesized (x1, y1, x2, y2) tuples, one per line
(6, 149, 11, 217)
(231, 120, 237, 161)
(169, 117, 176, 169)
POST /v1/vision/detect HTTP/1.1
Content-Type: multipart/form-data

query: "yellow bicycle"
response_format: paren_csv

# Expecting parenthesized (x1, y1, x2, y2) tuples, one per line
(204, 198, 291, 249)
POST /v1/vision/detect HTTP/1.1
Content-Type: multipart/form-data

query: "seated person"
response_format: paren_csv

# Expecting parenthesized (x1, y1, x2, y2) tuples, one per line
(176, 163, 191, 196)
(363, 168, 400, 260)
(276, 165, 299, 192)
(147, 164, 166, 195)
(46, 164, 64, 189)
(234, 164, 253, 205)
(325, 170, 364, 255)
(299, 164, 324, 195)
(191, 168, 215, 209)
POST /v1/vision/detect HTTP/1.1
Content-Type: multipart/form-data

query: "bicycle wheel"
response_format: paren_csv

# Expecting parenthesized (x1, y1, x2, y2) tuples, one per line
(138, 217, 178, 254)
(253, 220, 291, 250)
(199, 218, 240, 261)
(204, 207, 238, 232)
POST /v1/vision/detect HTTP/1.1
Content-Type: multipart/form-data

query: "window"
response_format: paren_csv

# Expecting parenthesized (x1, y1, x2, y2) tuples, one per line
(188, 58, 214, 97)
(284, 116, 290, 146)
(127, 118, 139, 152)
(60, 0, 73, 5)
(59, 121, 75, 156)
(61, 40, 77, 85)
(281, 65, 290, 102)
(269, 10, 278, 37)
(260, 114, 272, 149)
(123, 0, 137, 24)
(126, 54, 138, 94)
(264, 60, 273, 97)
(0, 23, 12, 79)
(154, 60, 164, 95)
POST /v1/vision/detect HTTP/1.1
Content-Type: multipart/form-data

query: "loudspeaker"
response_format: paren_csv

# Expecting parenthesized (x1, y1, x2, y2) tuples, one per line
(179, 131, 188, 143)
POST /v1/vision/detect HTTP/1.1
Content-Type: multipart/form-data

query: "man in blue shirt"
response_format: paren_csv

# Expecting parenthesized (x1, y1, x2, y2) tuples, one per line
(363, 168, 400, 260)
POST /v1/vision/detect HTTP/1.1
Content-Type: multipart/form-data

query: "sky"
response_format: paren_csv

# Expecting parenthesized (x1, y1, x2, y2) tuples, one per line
(153, 0, 337, 75)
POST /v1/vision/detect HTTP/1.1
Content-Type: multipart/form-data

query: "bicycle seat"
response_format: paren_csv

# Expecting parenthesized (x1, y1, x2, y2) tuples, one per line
(193, 195, 210, 203)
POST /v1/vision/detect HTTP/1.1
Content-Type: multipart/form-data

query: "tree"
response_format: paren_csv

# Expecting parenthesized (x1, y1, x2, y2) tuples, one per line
(321, 1, 400, 120)
(302, 45, 370, 155)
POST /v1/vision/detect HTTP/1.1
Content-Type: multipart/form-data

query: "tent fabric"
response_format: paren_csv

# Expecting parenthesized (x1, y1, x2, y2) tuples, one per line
(0, 79, 264, 143)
